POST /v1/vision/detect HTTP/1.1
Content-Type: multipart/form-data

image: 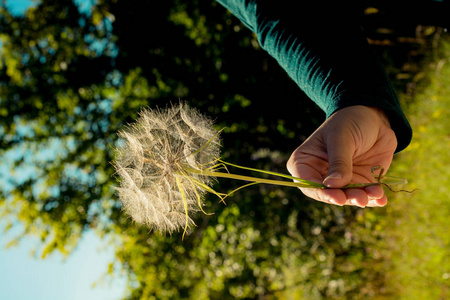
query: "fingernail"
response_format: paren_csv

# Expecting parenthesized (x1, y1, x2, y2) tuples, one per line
(326, 172, 343, 180)
(324, 173, 343, 187)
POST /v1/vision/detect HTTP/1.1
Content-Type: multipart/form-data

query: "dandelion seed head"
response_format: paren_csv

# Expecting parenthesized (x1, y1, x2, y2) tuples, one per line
(113, 102, 221, 234)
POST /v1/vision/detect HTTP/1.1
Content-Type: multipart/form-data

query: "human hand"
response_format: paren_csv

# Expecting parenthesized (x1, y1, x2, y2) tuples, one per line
(287, 105, 397, 207)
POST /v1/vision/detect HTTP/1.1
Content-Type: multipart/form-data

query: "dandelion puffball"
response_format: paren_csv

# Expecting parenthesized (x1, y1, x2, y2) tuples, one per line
(113, 102, 221, 235)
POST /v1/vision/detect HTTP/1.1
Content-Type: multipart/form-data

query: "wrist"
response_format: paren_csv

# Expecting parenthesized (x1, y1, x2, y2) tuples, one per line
(367, 106, 391, 129)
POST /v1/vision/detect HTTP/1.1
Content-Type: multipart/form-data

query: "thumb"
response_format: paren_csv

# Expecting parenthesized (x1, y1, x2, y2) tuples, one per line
(323, 135, 354, 188)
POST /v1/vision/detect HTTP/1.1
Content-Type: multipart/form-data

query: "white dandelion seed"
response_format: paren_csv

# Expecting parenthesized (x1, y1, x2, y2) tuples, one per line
(113, 102, 221, 235)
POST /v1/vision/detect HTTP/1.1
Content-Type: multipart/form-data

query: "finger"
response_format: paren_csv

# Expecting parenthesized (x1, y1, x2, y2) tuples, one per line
(287, 149, 328, 182)
(299, 187, 326, 203)
(375, 194, 388, 206)
(322, 134, 354, 188)
(367, 195, 388, 207)
(367, 200, 379, 207)
(322, 188, 347, 205)
(344, 188, 369, 207)
(364, 185, 384, 199)
(299, 187, 347, 206)
(288, 158, 347, 206)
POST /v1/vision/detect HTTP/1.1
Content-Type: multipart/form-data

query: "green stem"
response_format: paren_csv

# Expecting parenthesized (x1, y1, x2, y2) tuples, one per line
(217, 159, 324, 188)
(186, 167, 326, 189)
(343, 183, 380, 188)
(214, 161, 407, 189)
(185, 165, 395, 190)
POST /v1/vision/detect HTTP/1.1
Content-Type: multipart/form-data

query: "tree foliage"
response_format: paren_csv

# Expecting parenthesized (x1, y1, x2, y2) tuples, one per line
(381, 37, 450, 300)
(0, 0, 447, 298)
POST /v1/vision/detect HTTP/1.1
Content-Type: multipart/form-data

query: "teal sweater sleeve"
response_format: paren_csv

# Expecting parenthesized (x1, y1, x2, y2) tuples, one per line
(216, 0, 412, 153)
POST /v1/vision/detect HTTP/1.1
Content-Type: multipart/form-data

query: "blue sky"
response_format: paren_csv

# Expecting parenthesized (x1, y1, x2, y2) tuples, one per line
(0, 226, 127, 300)
(2, 0, 33, 15)
(0, 1, 128, 299)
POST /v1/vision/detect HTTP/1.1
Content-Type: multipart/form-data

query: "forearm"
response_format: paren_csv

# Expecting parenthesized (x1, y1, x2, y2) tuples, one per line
(216, 0, 412, 152)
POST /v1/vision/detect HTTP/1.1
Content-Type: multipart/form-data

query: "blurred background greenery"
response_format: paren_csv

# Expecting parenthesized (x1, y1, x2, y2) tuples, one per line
(0, 0, 449, 299)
